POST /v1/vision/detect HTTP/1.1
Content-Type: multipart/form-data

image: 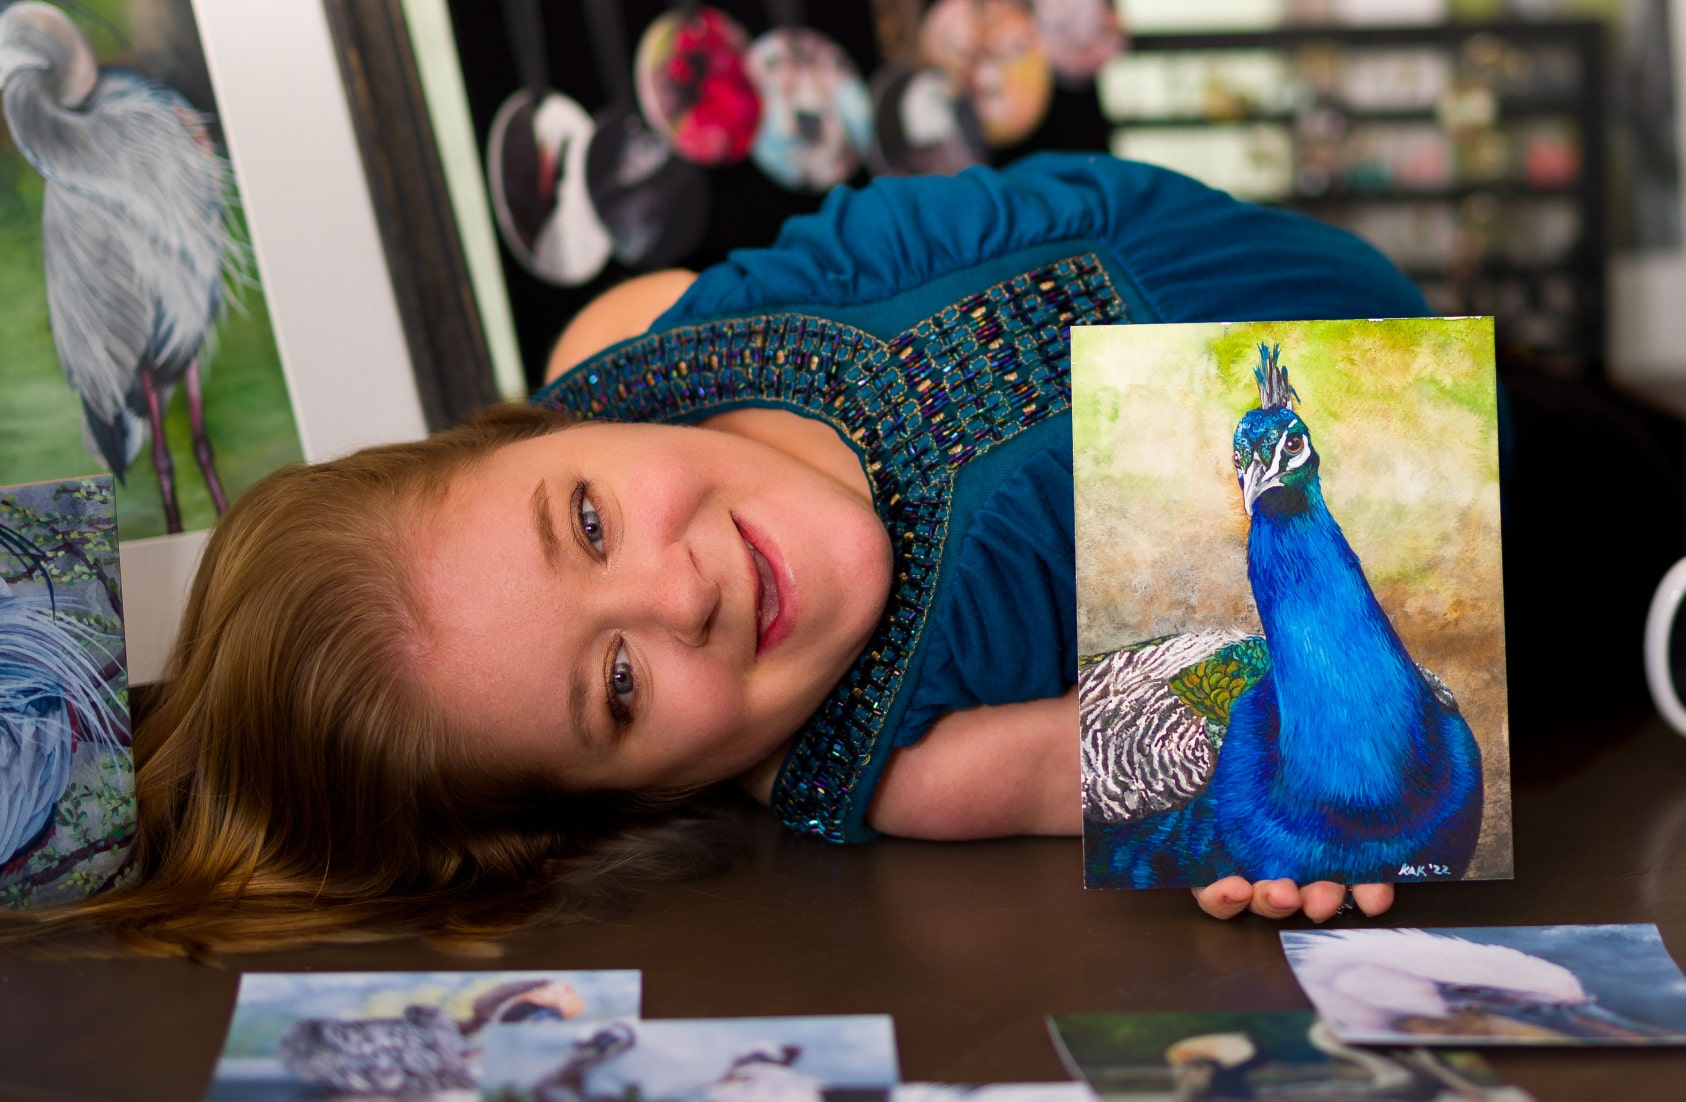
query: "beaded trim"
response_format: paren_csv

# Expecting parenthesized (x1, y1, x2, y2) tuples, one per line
(538, 253, 1128, 841)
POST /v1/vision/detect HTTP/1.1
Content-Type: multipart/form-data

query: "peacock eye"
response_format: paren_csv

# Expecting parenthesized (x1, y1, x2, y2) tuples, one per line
(1234, 449, 1246, 469)
(1283, 433, 1306, 455)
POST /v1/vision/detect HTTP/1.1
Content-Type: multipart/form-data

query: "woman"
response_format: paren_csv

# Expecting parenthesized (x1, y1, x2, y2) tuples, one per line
(5, 154, 1422, 956)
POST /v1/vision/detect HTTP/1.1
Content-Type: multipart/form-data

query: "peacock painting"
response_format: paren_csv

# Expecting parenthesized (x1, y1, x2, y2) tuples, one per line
(1073, 319, 1511, 889)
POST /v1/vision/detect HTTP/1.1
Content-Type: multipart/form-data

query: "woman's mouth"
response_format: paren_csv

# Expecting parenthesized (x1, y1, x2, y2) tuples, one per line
(736, 518, 792, 656)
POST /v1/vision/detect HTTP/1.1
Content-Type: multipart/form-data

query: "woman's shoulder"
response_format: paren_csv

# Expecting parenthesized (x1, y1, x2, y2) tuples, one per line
(655, 153, 1427, 329)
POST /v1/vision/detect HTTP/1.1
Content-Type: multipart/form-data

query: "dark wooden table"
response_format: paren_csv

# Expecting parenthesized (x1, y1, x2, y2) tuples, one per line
(2, 713, 1684, 1101)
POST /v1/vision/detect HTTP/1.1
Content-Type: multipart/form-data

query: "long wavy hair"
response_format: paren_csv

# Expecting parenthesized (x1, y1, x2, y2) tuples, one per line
(0, 403, 745, 958)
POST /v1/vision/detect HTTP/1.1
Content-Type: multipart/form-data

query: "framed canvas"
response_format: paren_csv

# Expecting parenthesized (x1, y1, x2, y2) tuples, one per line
(321, 0, 508, 425)
(0, 1, 440, 683)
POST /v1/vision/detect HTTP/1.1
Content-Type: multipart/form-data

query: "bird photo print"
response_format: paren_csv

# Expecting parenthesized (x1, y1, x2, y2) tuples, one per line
(1281, 924, 1686, 1046)
(209, 969, 642, 1100)
(1048, 1009, 1537, 1100)
(0, 474, 131, 908)
(0, 0, 302, 541)
(482, 1014, 899, 1102)
(1073, 317, 1511, 890)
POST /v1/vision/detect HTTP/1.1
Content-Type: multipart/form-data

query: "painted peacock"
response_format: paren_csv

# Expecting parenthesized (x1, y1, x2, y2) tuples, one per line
(1082, 344, 1484, 887)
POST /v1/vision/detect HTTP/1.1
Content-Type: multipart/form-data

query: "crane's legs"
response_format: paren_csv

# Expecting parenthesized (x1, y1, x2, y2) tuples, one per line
(140, 367, 182, 534)
(185, 360, 227, 515)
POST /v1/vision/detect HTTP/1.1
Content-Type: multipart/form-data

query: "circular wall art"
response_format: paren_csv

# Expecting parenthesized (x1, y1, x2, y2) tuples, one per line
(635, 6, 763, 167)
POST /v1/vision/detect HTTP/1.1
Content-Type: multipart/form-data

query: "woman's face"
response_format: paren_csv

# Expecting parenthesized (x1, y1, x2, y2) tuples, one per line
(411, 420, 892, 793)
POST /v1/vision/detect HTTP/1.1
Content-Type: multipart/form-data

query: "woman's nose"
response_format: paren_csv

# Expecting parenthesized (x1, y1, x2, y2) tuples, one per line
(640, 541, 718, 646)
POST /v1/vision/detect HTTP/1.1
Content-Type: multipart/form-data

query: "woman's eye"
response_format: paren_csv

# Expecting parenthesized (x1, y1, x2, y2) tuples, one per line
(576, 485, 605, 555)
(606, 641, 635, 723)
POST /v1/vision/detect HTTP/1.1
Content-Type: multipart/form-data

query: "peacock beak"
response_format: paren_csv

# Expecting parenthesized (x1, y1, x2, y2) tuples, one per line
(1241, 458, 1276, 517)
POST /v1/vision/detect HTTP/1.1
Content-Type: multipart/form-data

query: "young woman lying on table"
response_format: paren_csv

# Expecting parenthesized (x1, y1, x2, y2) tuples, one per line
(10, 154, 1424, 957)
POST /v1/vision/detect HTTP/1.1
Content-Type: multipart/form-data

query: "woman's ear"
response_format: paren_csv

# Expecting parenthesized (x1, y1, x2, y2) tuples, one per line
(545, 269, 698, 385)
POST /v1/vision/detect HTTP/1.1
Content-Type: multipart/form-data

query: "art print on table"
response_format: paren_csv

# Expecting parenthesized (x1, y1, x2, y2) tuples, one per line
(0, 0, 303, 542)
(895, 1084, 1098, 1102)
(208, 969, 641, 1100)
(1282, 924, 1686, 1046)
(1048, 1009, 1536, 1100)
(481, 1015, 899, 1101)
(1073, 318, 1511, 889)
(0, 474, 131, 908)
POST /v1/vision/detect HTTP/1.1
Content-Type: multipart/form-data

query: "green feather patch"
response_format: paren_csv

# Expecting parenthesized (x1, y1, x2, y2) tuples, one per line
(1169, 637, 1270, 725)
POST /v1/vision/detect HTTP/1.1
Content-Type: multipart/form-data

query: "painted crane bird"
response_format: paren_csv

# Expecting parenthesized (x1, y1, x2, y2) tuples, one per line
(1082, 344, 1484, 887)
(0, 1, 239, 533)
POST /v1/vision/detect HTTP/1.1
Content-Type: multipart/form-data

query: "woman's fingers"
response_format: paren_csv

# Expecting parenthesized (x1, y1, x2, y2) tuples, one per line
(1299, 881, 1348, 922)
(1192, 876, 1255, 919)
(1195, 878, 1397, 920)
(1247, 878, 1303, 919)
(1352, 882, 1395, 916)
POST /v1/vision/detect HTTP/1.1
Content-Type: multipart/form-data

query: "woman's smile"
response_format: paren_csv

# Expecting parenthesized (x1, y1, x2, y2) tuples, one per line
(736, 514, 791, 656)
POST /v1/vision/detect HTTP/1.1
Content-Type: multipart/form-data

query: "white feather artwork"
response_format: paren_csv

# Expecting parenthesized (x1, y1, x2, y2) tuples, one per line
(1283, 927, 1680, 1045)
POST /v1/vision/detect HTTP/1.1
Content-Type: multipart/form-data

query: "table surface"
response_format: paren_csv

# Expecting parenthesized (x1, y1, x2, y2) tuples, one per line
(1, 712, 1684, 1101)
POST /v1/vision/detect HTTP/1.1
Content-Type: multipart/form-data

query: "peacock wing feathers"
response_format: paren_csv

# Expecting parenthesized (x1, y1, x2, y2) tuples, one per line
(1079, 628, 1269, 824)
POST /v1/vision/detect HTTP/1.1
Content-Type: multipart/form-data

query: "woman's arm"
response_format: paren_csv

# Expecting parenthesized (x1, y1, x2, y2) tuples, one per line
(545, 269, 698, 384)
(862, 691, 1395, 922)
(866, 689, 1081, 839)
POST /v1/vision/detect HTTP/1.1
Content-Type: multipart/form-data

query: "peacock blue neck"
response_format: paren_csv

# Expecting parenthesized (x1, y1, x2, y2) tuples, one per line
(1246, 480, 1429, 806)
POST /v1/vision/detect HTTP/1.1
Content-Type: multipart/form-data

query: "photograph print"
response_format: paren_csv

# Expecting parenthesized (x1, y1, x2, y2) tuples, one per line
(1047, 1009, 1537, 1101)
(1282, 924, 1686, 1046)
(0, 474, 132, 908)
(481, 1014, 900, 1102)
(0, 0, 303, 542)
(209, 969, 642, 1100)
(1073, 317, 1512, 890)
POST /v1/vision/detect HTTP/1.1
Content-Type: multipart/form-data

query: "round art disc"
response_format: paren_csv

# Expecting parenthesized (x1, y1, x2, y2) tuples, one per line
(586, 103, 712, 270)
(634, 6, 762, 168)
(867, 63, 987, 178)
(1032, 0, 1126, 86)
(746, 26, 871, 193)
(486, 89, 612, 286)
(918, 0, 1053, 148)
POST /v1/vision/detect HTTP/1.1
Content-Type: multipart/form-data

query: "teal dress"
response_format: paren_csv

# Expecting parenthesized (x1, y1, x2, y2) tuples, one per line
(532, 153, 1430, 843)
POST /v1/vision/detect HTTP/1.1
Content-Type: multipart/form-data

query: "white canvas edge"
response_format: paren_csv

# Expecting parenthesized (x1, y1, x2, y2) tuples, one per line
(118, 1, 429, 684)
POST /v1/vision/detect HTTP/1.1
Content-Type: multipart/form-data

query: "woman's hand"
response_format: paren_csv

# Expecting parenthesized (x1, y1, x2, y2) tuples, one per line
(1193, 877, 1394, 922)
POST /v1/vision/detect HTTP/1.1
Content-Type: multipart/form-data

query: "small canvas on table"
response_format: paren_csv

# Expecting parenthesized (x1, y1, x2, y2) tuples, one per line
(1282, 924, 1686, 1046)
(1047, 1009, 1536, 1100)
(1073, 318, 1511, 889)
(481, 1015, 899, 1100)
(209, 969, 641, 1100)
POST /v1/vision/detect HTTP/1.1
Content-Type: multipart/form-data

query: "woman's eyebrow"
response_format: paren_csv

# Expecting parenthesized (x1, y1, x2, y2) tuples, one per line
(531, 481, 564, 571)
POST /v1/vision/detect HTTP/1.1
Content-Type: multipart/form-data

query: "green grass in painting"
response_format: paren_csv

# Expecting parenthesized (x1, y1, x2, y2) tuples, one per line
(0, 2, 304, 540)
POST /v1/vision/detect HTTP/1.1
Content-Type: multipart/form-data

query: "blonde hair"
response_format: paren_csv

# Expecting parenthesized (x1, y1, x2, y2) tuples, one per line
(1, 403, 743, 958)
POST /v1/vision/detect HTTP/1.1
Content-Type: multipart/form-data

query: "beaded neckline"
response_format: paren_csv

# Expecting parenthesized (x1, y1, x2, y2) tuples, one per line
(536, 252, 1128, 841)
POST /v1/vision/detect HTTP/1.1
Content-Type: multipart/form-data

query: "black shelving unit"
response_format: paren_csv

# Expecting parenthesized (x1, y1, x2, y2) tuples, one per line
(1111, 22, 1606, 380)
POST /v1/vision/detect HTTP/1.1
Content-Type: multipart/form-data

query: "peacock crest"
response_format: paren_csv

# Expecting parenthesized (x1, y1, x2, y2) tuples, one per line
(1252, 342, 1300, 410)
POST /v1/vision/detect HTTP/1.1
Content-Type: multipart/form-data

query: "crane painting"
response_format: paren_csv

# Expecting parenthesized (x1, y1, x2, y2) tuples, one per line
(1072, 318, 1511, 890)
(0, 474, 131, 909)
(0, 0, 301, 541)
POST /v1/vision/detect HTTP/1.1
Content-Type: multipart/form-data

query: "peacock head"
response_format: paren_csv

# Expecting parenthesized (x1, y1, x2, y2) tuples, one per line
(1233, 343, 1318, 517)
